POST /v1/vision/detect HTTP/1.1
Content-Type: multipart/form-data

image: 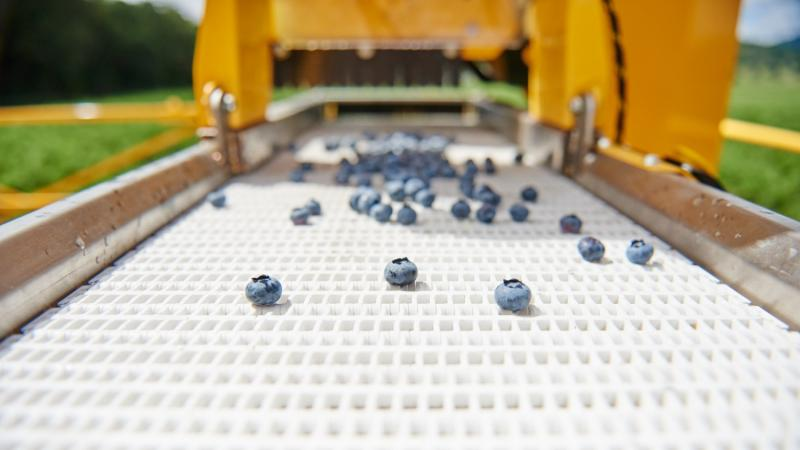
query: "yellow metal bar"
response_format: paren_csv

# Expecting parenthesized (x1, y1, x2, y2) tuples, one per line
(0, 98, 196, 126)
(271, 0, 520, 49)
(0, 193, 67, 211)
(38, 127, 196, 193)
(720, 119, 800, 155)
(0, 127, 196, 214)
(193, 0, 272, 129)
(527, 0, 619, 132)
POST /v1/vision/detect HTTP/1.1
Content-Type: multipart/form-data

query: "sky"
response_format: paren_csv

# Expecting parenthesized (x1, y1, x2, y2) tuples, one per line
(125, 0, 800, 46)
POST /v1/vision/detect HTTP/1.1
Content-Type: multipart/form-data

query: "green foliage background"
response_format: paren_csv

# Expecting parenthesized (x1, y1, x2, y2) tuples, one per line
(0, 0, 196, 104)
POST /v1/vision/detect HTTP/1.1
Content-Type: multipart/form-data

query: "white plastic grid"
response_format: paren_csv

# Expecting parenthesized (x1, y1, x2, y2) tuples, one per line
(1, 130, 799, 450)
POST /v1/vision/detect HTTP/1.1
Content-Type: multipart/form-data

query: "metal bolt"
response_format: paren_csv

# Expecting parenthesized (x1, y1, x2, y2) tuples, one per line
(443, 45, 459, 60)
(596, 136, 611, 150)
(357, 45, 375, 60)
(570, 96, 584, 113)
(222, 93, 237, 112)
(643, 154, 660, 167)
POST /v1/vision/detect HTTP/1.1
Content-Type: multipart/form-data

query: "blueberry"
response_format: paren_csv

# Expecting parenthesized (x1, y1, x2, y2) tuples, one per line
(509, 203, 529, 222)
(335, 170, 350, 185)
(384, 257, 418, 286)
(245, 274, 283, 306)
(369, 203, 393, 223)
(207, 191, 226, 208)
(476, 204, 496, 224)
(305, 199, 322, 216)
(451, 200, 471, 219)
(439, 165, 457, 178)
(356, 173, 372, 187)
(300, 162, 313, 172)
(324, 137, 340, 151)
(626, 239, 654, 265)
(349, 188, 368, 212)
(396, 204, 417, 225)
(484, 157, 496, 174)
(560, 214, 582, 234)
(422, 166, 438, 179)
(404, 177, 426, 197)
(464, 159, 479, 177)
(289, 169, 305, 182)
(291, 207, 310, 225)
(459, 177, 475, 198)
(475, 185, 501, 206)
(414, 189, 436, 208)
(385, 180, 406, 201)
(494, 279, 532, 312)
(357, 189, 381, 214)
(520, 186, 538, 202)
(578, 236, 605, 262)
(514, 153, 524, 165)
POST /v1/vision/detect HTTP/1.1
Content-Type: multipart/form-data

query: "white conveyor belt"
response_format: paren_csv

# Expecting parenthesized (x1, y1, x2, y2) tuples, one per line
(1, 129, 799, 450)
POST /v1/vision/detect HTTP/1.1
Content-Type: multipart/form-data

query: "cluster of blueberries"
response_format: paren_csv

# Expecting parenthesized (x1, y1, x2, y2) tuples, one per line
(290, 198, 322, 225)
(336, 148, 537, 226)
(557, 214, 654, 264)
(207, 130, 656, 313)
(287, 131, 536, 226)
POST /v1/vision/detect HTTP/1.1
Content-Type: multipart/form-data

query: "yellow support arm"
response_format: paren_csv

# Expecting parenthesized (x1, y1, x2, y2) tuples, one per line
(193, 0, 272, 129)
(0, 99, 196, 126)
(721, 119, 800, 155)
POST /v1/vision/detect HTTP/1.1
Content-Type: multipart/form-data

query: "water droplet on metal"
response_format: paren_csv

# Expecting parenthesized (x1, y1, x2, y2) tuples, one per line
(75, 237, 86, 250)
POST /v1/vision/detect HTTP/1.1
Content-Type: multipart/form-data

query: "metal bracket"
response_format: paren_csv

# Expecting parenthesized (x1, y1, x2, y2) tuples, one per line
(561, 94, 597, 176)
(208, 88, 244, 174)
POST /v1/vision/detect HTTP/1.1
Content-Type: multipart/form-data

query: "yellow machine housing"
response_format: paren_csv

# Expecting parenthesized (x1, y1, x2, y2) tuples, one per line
(193, 0, 741, 177)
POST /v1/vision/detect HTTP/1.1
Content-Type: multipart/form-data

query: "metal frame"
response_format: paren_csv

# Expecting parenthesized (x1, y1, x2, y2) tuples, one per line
(0, 143, 226, 337)
(575, 153, 800, 329)
(1, 92, 799, 338)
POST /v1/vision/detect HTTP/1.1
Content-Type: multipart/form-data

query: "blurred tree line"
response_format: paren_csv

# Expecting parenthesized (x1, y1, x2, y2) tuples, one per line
(738, 41, 800, 75)
(0, 0, 196, 104)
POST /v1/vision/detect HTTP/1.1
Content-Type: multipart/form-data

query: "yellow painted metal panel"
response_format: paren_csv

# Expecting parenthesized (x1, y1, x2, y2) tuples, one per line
(721, 118, 800, 155)
(270, 0, 521, 49)
(193, 0, 272, 129)
(613, 0, 741, 175)
(528, 0, 618, 135)
(528, 0, 740, 175)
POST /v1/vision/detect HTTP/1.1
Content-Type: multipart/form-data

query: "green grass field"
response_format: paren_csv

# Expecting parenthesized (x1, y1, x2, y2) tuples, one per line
(0, 87, 195, 192)
(719, 71, 800, 220)
(0, 86, 311, 193)
(1, 78, 798, 219)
